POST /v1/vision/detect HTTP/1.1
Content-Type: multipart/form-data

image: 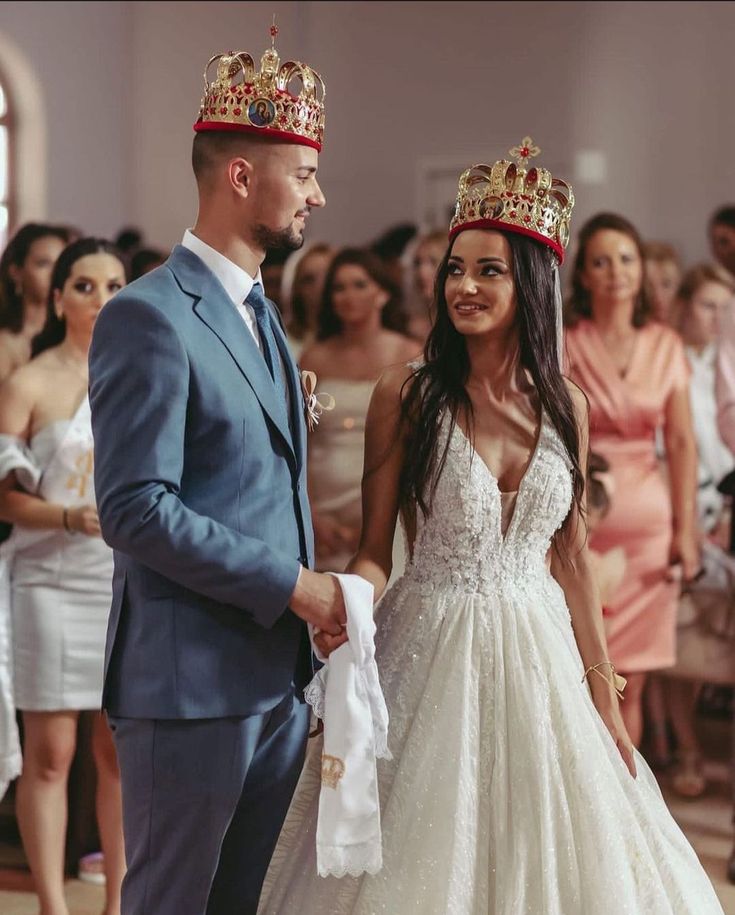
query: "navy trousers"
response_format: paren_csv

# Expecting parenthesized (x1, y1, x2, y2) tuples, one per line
(110, 688, 310, 915)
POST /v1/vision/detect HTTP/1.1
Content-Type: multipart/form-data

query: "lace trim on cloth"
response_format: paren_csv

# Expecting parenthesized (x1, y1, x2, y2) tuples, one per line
(316, 839, 383, 879)
(304, 667, 326, 721)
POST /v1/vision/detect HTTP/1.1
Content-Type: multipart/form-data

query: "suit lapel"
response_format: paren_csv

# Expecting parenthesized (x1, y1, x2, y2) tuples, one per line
(269, 301, 306, 473)
(167, 246, 296, 464)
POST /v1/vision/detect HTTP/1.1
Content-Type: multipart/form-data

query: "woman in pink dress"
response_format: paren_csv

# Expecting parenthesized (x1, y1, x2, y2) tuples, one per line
(565, 212, 700, 747)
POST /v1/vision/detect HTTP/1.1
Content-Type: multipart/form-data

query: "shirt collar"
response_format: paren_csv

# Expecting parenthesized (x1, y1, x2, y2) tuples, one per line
(181, 229, 263, 305)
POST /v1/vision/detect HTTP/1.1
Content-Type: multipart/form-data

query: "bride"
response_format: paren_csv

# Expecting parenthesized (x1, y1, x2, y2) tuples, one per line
(259, 141, 723, 914)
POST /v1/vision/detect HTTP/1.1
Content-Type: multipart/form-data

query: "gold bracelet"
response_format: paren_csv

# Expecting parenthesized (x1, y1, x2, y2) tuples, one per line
(62, 507, 76, 535)
(582, 661, 627, 700)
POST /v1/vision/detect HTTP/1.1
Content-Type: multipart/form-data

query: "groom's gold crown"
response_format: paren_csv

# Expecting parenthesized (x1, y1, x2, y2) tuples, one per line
(449, 137, 574, 263)
(194, 24, 325, 151)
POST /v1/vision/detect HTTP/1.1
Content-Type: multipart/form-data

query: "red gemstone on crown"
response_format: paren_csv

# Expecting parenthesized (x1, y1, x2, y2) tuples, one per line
(270, 25, 279, 38)
(233, 108, 241, 116)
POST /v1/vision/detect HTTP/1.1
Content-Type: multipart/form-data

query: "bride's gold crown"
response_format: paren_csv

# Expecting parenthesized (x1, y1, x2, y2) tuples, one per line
(449, 137, 574, 263)
(193, 24, 325, 151)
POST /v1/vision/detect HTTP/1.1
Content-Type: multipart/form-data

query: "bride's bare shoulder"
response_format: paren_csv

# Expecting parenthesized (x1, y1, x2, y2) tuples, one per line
(372, 361, 421, 407)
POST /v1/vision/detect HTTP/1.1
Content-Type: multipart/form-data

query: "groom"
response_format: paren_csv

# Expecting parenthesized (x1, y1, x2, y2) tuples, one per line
(89, 38, 346, 915)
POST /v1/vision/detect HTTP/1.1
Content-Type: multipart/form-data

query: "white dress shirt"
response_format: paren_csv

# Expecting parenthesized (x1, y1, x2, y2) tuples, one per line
(181, 230, 291, 407)
(182, 229, 263, 352)
(687, 343, 735, 486)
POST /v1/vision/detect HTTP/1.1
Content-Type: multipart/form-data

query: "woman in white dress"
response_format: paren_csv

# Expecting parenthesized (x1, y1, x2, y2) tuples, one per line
(260, 142, 723, 914)
(0, 238, 126, 915)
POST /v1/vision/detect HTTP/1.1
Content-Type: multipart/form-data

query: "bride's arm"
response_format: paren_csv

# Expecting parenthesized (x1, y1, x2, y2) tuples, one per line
(550, 381, 637, 778)
(345, 364, 412, 601)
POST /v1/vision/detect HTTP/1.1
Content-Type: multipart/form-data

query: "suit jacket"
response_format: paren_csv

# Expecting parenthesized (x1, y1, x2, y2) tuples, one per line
(89, 245, 314, 719)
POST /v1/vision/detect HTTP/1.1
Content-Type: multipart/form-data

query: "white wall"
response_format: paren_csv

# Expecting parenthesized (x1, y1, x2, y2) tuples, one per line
(0, 0, 130, 236)
(1, 1, 734, 264)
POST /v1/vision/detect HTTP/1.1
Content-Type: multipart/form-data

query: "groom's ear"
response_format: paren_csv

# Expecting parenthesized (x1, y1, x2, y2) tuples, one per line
(227, 156, 255, 200)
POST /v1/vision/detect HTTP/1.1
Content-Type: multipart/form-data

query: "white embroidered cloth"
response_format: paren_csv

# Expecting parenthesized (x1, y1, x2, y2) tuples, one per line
(0, 434, 40, 799)
(305, 573, 391, 878)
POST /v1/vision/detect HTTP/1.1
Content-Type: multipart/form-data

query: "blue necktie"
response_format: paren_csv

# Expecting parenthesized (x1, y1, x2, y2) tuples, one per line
(246, 283, 287, 405)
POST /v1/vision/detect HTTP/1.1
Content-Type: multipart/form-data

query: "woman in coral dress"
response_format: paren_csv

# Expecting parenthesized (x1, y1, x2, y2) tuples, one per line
(565, 212, 700, 747)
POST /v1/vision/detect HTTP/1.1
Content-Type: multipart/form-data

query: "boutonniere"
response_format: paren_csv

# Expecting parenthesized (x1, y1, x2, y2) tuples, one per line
(300, 370, 336, 432)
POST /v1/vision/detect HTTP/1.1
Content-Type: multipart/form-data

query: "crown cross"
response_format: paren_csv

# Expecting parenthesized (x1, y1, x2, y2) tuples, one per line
(509, 136, 541, 168)
(270, 16, 278, 48)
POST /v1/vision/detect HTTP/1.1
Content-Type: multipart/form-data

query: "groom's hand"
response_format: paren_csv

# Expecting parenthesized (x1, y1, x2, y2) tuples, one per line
(290, 568, 347, 637)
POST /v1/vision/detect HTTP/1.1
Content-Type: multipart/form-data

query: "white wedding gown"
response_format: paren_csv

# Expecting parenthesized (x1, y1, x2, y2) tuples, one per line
(259, 411, 724, 914)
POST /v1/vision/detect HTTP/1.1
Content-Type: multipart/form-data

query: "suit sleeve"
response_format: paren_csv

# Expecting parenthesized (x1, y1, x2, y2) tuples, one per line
(89, 294, 301, 629)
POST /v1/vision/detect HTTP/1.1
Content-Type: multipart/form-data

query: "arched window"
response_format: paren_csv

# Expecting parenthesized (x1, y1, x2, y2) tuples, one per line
(0, 75, 12, 251)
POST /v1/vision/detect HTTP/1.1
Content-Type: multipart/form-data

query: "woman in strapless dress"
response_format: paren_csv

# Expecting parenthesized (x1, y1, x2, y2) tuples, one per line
(0, 238, 127, 915)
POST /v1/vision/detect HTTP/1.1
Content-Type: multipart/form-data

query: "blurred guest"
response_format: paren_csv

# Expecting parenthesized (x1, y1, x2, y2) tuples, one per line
(712, 207, 735, 457)
(672, 263, 735, 533)
(656, 263, 735, 798)
(371, 221, 417, 290)
(113, 226, 143, 275)
(60, 225, 84, 246)
(130, 246, 166, 281)
(281, 242, 334, 360)
(405, 229, 445, 344)
(0, 223, 69, 382)
(0, 238, 126, 915)
(642, 240, 683, 324)
(261, 247, 290, 309)
(302, 248, 418, 571)
(565, 212, 699, 747)
(709, 205, 735, 280)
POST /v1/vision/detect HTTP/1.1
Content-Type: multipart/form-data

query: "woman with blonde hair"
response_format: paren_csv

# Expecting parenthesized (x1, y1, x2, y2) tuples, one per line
(642, 240, 683, 324)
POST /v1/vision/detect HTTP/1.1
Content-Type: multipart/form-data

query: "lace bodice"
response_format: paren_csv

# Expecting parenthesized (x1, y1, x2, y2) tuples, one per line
(404, 411, 573, 598)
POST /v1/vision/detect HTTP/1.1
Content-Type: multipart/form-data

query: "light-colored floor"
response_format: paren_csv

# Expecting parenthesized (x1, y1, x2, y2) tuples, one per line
(1, 763, 734, 914)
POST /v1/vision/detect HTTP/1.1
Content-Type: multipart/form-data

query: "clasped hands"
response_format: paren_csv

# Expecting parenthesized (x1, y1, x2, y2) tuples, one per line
(290, 567, 349, 657)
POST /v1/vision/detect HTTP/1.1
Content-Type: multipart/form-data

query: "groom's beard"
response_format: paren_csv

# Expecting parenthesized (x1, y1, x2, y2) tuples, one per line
(253, 221, 305, 252)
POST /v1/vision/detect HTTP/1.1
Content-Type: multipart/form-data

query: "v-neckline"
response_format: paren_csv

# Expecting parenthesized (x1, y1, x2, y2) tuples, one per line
(453, 411, 545, 544)
(589, 320, 641, 383)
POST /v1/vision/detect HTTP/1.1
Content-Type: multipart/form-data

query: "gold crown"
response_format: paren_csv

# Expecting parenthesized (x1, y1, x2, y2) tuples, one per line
(194, 24, 325, 151)
(321, 753, 345, 790)
(449, 137, 574, 263)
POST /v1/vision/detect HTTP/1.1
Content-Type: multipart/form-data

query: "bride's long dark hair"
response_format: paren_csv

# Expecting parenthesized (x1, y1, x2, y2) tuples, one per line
(398, 230, 584, 538)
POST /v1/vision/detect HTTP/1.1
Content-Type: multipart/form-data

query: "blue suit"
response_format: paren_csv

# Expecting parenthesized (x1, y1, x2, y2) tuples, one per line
(89, 245, 314, 914)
